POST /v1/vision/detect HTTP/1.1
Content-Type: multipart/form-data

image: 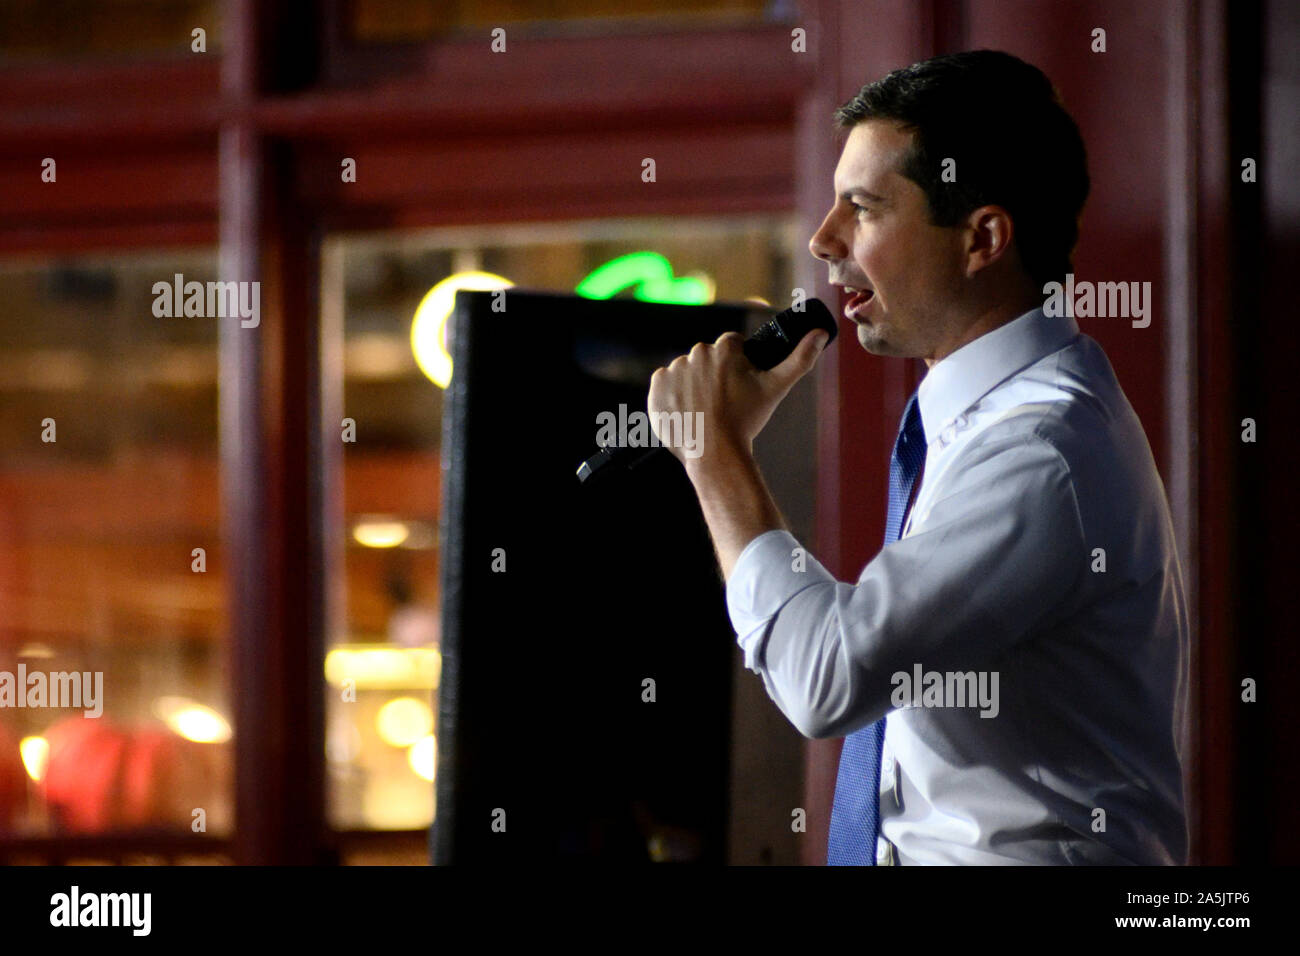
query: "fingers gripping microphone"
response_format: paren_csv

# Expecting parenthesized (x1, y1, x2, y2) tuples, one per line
(575, 297, 838, 483)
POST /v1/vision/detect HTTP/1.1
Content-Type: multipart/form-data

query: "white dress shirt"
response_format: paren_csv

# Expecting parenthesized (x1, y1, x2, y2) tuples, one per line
(726, 306, 1189, 865)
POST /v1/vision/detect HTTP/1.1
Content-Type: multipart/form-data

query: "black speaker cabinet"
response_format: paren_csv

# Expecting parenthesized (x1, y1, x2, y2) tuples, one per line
(432, 289, 768, 864)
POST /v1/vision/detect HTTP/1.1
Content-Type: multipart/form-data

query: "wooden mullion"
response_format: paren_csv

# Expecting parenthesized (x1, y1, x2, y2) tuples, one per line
(220, 0, 329, 866)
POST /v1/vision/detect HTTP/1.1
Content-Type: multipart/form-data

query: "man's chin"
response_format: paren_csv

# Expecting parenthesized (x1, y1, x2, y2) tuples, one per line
(856, 323, 897, 356)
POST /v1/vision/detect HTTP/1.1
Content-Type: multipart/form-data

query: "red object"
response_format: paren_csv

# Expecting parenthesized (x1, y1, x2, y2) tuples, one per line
(121, 727, 209, 827)
(41, 718, 212, 833)
(0, 722, 26, 831)
(41, 717, 131, 832)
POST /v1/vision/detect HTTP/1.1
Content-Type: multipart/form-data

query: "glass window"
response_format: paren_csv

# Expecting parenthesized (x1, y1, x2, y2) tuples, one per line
(0, 250, 231, 861)
(0, 0, 222, 61)
(352, 0, 787, 43)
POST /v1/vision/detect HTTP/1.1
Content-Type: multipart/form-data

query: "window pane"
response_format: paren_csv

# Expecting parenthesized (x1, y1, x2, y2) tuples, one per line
(326, 215, 794, 861)
(0, 250, 231, 854)
(352, 0, 785, 43)
(0, 0, 222, 62)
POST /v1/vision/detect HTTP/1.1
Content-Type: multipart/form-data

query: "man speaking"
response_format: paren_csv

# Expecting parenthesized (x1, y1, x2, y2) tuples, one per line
(647, 50, 1188, 865)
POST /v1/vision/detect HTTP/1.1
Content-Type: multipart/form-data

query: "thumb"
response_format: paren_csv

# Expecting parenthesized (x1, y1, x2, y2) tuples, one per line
(765, 328, 831, 394)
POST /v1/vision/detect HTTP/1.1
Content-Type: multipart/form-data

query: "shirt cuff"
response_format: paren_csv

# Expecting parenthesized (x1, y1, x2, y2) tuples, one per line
(725, 528, 833, 672)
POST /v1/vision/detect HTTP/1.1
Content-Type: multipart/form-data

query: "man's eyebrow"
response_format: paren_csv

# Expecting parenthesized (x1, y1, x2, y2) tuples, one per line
(839, 188, 887, 203)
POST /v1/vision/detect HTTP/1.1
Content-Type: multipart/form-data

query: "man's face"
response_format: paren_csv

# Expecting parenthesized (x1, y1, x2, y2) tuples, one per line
(809, 119, 968, 361)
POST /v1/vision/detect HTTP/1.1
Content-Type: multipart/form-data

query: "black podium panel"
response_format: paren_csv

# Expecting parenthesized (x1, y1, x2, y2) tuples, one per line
(433, 289, 768, 864)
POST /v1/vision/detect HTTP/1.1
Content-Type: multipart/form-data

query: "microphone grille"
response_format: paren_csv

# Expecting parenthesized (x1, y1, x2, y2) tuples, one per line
(742, 298, 837, 370)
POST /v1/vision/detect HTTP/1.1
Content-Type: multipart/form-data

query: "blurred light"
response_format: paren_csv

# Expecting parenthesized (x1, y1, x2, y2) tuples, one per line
(575, 251, 714, 304)
(17, 643, 55, 659)
(0, 350, 93, 392)
(352, 519, 410, 549)
(408, 734, 437, 782)
(346, 332, 414, 380)
(173, 708, 231, 743)
(20, 735, 49, 782)
(388, 605, 439, 647)
(375, 697, 434, 748)
(326, 717, 363, 765)
(361, 777, 432, 830)
(324, 647, 441, 690)
(411, 271, 513, 388)
(744, 295, 771, 307)
(153, 696, 232, 743)
(151, 346, 218, 387)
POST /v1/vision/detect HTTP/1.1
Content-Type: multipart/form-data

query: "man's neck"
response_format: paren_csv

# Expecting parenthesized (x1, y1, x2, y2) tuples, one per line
(923, 293, 1042, 369)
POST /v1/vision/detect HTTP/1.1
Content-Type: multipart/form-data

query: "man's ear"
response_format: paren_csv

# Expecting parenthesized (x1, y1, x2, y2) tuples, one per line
(963, 205, 1016, 277)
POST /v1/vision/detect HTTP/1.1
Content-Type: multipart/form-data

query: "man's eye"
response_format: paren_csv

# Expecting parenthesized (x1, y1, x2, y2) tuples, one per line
(850, 202, 870, 217)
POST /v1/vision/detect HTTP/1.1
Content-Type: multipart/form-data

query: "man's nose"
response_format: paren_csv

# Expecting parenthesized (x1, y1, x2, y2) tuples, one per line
(808, 208, 844, 262)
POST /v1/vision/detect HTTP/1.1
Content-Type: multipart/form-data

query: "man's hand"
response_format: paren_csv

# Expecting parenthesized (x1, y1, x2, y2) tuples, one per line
(645, 326, 831, 582)
(646, 328, 831, 468)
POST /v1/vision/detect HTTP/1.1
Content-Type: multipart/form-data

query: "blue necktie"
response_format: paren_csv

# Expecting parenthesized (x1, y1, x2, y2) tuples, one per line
(827, 388, 926, 865)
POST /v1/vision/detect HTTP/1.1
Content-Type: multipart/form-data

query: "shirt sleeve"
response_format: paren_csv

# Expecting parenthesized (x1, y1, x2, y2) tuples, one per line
(725, 428, 1087, 739)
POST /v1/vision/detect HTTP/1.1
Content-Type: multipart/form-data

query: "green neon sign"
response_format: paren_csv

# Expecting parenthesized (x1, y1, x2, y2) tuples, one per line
(574, 251, 712, 305)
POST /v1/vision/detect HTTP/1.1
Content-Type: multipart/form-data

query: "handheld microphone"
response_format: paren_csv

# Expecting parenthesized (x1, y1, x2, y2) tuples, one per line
(575, 297, 838, 483)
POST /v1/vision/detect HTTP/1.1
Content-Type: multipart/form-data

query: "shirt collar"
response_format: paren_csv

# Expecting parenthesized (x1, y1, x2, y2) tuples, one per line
(916, 306, 1079, 444)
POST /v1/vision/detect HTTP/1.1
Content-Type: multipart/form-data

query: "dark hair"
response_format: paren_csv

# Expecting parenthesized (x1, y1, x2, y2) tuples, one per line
(834, 50, 1089, 290)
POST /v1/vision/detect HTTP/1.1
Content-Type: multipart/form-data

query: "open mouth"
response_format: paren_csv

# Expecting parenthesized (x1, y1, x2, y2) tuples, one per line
(845, 287, 874, 318)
